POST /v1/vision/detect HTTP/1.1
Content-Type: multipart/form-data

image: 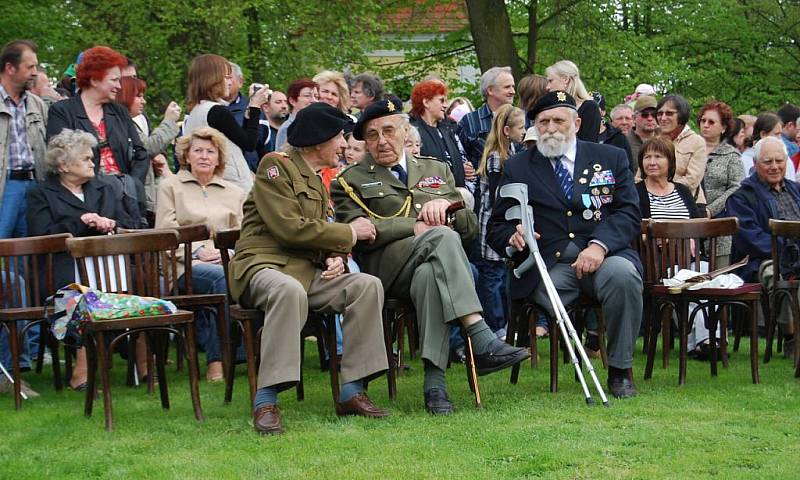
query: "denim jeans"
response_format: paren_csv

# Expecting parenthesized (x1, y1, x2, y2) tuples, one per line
(474, 256, 508, 336)
(179, 262, 227, 364)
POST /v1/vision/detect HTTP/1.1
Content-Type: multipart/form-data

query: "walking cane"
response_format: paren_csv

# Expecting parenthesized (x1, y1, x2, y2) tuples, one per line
(500, 183, 610, 407)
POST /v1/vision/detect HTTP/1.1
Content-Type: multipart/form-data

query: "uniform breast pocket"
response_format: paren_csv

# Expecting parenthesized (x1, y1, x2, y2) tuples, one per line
(294, 182, 324, 218)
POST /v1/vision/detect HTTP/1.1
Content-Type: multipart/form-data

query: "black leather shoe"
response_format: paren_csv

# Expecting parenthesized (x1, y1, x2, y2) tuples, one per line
(473, 339, 530, 376)
(607, 376, 637, 399)
(253, 405, 284, 435)
(424, 387, 454, 415)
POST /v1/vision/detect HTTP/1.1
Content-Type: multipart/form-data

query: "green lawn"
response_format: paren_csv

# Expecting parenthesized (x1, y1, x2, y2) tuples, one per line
(2, 339, 799, 479)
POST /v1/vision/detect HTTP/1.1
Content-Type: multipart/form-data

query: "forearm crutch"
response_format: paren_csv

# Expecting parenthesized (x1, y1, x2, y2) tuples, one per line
(500, 182, 609, 407)
(0, 359, 28, 400)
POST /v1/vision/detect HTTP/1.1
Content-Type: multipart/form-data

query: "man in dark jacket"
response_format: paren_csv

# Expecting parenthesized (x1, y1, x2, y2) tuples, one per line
(487, 91, 643, 399)
(727, 136, 800, 355)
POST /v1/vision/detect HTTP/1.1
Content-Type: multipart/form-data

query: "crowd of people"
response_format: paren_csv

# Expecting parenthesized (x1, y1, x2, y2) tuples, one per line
(2, 39, 800, 435)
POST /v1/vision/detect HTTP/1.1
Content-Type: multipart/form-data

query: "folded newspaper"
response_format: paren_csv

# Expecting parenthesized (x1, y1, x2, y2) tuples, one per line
(663, 269, 744, 291)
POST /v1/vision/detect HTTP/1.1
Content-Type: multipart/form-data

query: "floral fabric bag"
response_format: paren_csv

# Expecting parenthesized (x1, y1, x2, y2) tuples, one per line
(50, 283, 177, 342)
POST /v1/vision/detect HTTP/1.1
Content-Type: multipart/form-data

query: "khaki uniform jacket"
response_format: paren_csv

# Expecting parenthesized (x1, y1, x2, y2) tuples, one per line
(331, 153, 477, 290)
(229, 150, 355, 302)
(0, 91, 47, 201)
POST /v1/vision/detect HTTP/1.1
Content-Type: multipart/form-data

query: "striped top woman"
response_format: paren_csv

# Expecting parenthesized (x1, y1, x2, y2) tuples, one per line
(635, 136, 701, 220)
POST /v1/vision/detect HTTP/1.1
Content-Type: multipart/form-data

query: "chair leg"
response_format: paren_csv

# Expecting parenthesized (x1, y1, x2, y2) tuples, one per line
(678, 300, 689, 386)
(529, 310, 539, 369)
(35, 322, 45, 374)
(84, 340, 97, 418)
(662, 304, 672, 369)
(297, 336, 305, 401)
(765, 294, 778, 363)
(327, 316, 340, 405)
(144, 335, 155, 394)
(644, 303, 661, 380)
(8, 322, 22, 409)
(217, 303, 231, 380)
(749, 300, 760, 384)
(597, 308, 608, 369)
(151, 332, 170, 410)
(240, 319, 258, 406)
(708, 305, 719, 377)
(550, 316, 558, 393)
(183, 322, 205, 421)
(126, 335, 136, 387)
(48, 327, 63, 392)
(224, 320, 241, 405)
(463, 333, 481, 408)
(94, 331, 114, 431)
(382, 307, 397, 400)
(510, 310, 529, 384)
(719, 305, 730, 369)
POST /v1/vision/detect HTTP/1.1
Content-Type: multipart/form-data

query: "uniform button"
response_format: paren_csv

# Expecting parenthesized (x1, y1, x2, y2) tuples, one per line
(378, 192, 384, 196)
(415, 203, 422, 209)
(569, 232, 575, 239)
(567, 210, 573, 217)
(555, 251, 561, 259)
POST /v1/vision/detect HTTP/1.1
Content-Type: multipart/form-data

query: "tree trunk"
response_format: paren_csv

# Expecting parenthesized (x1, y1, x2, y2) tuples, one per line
(464, 0, 522, 80)
(527, 0, 539, 74)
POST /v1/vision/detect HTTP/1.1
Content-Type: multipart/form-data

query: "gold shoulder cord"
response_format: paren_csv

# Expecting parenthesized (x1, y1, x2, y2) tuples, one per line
(337, 176, 412, 219)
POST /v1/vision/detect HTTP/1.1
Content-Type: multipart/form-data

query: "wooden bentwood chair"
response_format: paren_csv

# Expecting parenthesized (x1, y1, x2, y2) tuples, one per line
(644, 218, 761, 385)
(66, 230, 203, 431)
(765, 219, 800, 376)
(0, 233, 72, 409)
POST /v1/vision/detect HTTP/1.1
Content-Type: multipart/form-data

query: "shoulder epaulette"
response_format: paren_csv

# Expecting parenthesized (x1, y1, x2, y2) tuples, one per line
(416, 155, 439, 162)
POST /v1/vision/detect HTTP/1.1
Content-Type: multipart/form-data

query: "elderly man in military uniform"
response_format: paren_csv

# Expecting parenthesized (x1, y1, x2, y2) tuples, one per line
(331, 98, 529, 415)
(230, 102, 389, 435)
(487, 91, 643, 399)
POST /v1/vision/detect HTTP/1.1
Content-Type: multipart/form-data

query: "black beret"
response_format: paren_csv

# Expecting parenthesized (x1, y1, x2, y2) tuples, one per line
(353, 97, 404, 141)
(527, 90, 577, 121)
(287, 102, 351, 147)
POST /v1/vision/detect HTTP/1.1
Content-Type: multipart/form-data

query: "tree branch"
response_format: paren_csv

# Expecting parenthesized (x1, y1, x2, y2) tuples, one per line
(536, 0, 584, 28)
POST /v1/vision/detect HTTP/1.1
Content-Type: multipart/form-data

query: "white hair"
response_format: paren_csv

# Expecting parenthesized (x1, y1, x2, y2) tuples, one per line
(480, 66, 512, 100)
(753, 136, 788, 162)
(229, 62, 243, 81)
(610, 104, 634, 119)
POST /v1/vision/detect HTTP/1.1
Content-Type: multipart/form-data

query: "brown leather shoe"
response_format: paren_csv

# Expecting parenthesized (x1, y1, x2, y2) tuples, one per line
(253, 405, 284, 435)
(335, 392, 390, 418)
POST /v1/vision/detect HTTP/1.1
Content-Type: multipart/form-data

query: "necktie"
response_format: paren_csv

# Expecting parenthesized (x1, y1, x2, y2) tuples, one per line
(553, 155, 573, 201)
(391, 164, 408, 185)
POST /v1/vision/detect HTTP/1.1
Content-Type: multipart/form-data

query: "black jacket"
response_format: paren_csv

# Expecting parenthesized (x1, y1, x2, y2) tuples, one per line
(46, 95, 150, 185)
(409, 116, 466, 187)
(487, 140, 642, 299)
(635, 181, 701, 219)
(599, 124, 635, 173)
(27, 175, 137, 290)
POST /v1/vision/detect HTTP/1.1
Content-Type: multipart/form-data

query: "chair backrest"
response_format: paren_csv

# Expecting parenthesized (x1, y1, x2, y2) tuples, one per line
(633, 219, 655, 284)
(213, 228, 240, 304)
(66, 231, 180, 297)
(647, 218, 739, 280)
(768, 219, 800, 282)
(118, 224, 211, 295)
(0, 233, 72, 309)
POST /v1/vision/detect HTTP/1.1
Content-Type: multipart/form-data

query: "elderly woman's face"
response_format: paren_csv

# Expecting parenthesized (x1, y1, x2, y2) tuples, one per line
(91, 66, 122, 102)
(642, 149, 670, 180)
(423, 94, 447, 123)
(656, 101, 680, 133)
(187, 138, 219, 176)
(699, 109, 725, 142)
(61, 145, 96, 182)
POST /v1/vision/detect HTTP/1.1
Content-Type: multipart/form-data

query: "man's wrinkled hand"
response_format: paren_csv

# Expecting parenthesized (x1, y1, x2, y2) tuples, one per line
(321, 256, 345, 280)
(509, 224, 540, 252)
(350, 216, 376, 243)
(417, 198, 451, 226)
(571, 244, 606, 279)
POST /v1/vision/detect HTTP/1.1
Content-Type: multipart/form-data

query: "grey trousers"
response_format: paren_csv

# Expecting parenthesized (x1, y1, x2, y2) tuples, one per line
(532, 255, 643, 370)
(389, 227, 483, 370)
(760, 260, 796, 326)
(242, 268, 388, 391)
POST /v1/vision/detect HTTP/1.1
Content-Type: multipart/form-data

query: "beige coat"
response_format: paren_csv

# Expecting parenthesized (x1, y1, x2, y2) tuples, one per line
(0, 91, 47, 201)
(155, 169, 245, 277)
(673, 126, 707, 204)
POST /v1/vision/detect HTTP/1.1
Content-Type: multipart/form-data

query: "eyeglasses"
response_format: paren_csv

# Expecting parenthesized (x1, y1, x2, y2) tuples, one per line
(638, 111, 657, 119)
(364, 126, 397, 142)
(657, 110, 677, 118)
